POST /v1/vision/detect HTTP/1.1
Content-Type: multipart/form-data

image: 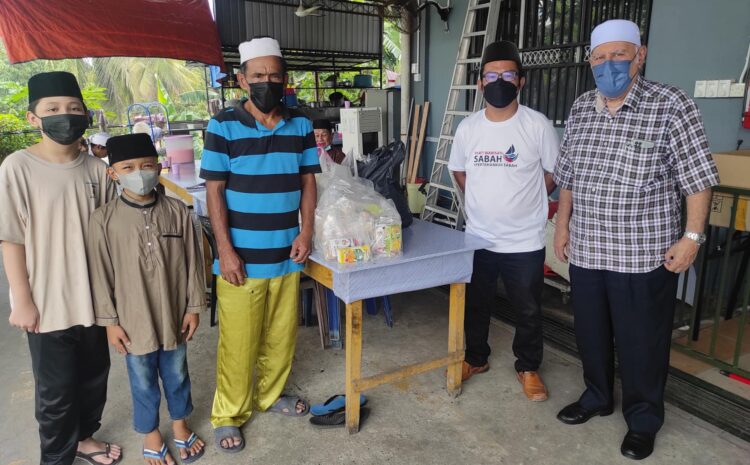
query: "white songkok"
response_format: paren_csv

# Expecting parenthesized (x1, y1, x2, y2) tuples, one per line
(90, 132, 110, 146)
(239, 37, 283, 65)
(590, 19, 641, 51)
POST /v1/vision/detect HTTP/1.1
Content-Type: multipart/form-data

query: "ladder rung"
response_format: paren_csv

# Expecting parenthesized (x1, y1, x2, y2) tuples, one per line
(469, 3, 491, 11)
(429, 182, 457, 192)
(434, 158, 449, 165)
(463, 31, 487, 38)
(446, 110, 473, 117)
(450, 85, 477, 90)
(457, 58, 482, 64)
(439, 135, 454, 141)
(424, 204, 459, 219)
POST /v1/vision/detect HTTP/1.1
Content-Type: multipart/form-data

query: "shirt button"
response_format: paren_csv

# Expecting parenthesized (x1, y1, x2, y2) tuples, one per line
(145, 226, 150, 230)
(147, 242, 152, 246)
(142, 211, 147, 215)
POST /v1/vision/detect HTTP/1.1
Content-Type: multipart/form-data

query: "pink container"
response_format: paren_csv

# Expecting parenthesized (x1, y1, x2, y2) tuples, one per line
(165, 135, 194, 164)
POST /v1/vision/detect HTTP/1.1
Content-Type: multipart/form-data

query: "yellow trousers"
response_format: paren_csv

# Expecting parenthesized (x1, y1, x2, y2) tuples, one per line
(210, 272, 300, 428)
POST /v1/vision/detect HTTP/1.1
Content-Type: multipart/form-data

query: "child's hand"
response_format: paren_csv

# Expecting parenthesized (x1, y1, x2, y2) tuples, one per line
(9, 300, 40, 333)
(106, 325, 131, 354)
(182, 313, 200, 341)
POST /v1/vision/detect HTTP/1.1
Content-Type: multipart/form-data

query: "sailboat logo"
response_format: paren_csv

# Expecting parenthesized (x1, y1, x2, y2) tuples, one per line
(503, 145, 518, 163)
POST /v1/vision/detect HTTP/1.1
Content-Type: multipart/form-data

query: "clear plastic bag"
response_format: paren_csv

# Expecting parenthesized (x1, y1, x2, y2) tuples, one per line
(315, 169, 402, 264)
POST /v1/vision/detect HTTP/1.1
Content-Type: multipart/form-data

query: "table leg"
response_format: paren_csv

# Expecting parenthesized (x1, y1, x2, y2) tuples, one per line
(345, 300, 363, 434)
(447, 283, 465, 397)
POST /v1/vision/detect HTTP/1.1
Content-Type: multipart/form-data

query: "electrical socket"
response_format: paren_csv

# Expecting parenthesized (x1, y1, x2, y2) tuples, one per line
(411, 63, 419, 74)
(717, 80, 732, 98)
(729, 82, 746, 98)
(413, 73, 422, 82)
(694, 80, 707, 98)
(705, 80, 719, 98)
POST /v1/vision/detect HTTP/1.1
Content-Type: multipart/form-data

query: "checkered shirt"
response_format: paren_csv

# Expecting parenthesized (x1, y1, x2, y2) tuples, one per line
(554, 76, 720, 273)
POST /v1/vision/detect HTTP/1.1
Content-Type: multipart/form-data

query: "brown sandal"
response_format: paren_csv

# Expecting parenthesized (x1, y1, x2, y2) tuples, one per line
(75, 443, 123, 465)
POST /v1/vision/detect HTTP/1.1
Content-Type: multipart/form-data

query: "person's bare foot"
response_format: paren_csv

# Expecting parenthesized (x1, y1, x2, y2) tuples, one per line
(173, 419, 205, 460)
(143, 430, 174, 465)
(219, 435, 242, 450)
(77, 437, 122, 465)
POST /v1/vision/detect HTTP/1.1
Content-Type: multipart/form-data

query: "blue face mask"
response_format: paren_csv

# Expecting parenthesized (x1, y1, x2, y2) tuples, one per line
(592, 58, 635, 99)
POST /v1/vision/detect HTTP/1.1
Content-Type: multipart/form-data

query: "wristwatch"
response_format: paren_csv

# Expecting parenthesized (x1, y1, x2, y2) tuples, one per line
(684, 231, 707, 245)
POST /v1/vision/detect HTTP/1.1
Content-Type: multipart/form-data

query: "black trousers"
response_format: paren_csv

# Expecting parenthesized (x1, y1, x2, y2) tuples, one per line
(465, 248, 545, 372)
(569, 264, 678, 434)
(27, 325, 110, 465)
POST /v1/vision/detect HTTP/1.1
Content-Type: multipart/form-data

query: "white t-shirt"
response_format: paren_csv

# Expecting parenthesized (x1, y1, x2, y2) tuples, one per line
(448, 105, 560, 253)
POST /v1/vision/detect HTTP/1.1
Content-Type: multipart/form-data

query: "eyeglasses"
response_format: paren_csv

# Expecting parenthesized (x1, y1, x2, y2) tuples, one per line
(482, 71, 519, 83)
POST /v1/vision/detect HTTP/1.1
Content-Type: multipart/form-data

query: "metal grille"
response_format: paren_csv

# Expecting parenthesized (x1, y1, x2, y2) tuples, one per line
(496, 0, 653, 126)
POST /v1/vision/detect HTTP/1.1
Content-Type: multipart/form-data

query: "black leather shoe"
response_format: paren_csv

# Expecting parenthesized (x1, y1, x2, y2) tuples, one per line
(556, 401, 614, 425)
(621, 431, 655, 460)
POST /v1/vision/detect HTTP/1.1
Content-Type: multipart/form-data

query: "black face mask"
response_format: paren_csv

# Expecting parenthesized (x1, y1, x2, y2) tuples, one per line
(249, 82, 284, 114)
(483, 79, 519, 109)
(37, 114, 89, 145)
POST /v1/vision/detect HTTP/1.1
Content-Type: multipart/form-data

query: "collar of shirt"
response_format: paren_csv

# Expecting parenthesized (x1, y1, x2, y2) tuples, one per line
(233, 98, 291, 130)
(120, 191, 158, 209)
(594, 74, 644, 114)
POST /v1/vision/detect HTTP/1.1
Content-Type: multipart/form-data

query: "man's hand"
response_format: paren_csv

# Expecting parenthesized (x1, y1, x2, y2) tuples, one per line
(554, 223, 570, 263)
(664, 236, 701, 274)
(219, 247, 246, 286)
(106, 325, 131, 355)
(9, 299, 40, 333)
(182, 313, 200, 341)
(290, 230, 312, 264)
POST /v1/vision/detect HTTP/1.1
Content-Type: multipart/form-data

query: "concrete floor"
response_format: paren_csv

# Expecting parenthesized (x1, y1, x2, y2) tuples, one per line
(1, 270, 749, 465)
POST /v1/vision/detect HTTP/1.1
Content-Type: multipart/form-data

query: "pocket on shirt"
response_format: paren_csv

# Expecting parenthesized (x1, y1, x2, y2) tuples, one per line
(161, 232, 183, 238)
(611, 143, 661, 188)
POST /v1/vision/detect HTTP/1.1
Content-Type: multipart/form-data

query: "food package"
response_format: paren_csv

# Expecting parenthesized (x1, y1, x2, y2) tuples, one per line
(315, 170, 403, 264)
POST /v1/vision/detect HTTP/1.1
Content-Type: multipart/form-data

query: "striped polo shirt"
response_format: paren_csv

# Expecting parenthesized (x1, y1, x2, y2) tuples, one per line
(200, 100, 321, 278)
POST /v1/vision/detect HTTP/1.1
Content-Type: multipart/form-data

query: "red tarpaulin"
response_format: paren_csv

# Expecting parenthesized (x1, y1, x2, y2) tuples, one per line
(0, 0, 224, 68)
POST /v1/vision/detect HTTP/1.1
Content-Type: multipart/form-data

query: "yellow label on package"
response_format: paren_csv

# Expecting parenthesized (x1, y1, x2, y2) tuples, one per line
(374, 224, 402, 257)
(337, 245, 372, 264)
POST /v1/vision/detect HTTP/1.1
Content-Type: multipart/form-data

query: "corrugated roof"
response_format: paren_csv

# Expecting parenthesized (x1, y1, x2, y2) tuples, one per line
(215, 0, 384, 71)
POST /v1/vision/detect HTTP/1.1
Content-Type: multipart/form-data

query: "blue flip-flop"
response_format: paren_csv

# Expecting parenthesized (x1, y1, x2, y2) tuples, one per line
(143, 443, 170, 463)
(310, 394, 367, 416)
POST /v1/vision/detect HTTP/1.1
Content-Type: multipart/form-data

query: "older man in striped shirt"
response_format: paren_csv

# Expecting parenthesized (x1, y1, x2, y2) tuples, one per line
(553, 20, 719, 460)
(200, 37, 320, 453)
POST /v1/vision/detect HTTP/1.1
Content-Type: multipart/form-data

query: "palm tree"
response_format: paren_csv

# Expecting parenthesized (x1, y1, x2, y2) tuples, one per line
(90, 57, 205, 116)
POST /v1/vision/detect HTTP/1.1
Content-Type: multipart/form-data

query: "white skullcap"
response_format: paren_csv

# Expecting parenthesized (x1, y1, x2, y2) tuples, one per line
(239, 37, 283, 65)
(590, 19, 641, 51)
(89, 132, 110, 146)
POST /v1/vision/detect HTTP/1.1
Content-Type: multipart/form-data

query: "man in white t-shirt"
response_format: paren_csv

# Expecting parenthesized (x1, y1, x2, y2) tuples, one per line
(449, 40, 559, 401)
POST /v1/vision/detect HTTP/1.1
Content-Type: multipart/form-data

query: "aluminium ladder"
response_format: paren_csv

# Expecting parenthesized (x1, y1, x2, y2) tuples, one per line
(420, 0, 502, 229)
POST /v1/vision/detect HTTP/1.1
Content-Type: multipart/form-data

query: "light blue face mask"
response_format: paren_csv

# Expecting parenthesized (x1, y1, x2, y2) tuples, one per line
(592, 52, 638, 98)
(117, 169, 159, 196)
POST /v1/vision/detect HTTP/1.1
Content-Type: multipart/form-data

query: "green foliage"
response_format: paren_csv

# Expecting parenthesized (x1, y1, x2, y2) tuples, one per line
(0, 113, 39, 164)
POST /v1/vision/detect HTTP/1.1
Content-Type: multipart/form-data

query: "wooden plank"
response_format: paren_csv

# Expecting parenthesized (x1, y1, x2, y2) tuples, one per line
(406, 104, 421, 186)
(304, 261, 333, 289)
(345, 300, 363, 434)
(447, 283, 466, 396)
(410, 101, 430, 184)
(406, 99, 414, 186)
(354, 352, 463, 392)
(159, 176, 194, 205)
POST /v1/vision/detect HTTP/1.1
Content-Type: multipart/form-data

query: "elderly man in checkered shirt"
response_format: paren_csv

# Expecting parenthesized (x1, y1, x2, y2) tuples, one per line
(552, 20, 719, 460)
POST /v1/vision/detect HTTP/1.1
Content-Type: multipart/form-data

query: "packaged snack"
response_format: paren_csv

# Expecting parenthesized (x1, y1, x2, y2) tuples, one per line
(336, 245, 372, 264)
(314, 170, 403, 264)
